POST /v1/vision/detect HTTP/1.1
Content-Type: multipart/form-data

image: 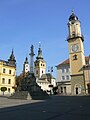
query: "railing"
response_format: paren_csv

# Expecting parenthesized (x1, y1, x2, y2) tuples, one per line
(67, 34, 84, 41)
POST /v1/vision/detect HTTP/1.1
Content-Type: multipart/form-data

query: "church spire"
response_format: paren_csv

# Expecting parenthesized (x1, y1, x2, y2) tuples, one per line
(8, 49, 16, 66)
(36, 42, 43, 60)
(24, 56, 28, 64)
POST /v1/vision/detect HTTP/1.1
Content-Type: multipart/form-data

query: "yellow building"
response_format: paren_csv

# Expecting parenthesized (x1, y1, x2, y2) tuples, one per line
(67, 11, 87, 95)
(0, 50, 16, 96)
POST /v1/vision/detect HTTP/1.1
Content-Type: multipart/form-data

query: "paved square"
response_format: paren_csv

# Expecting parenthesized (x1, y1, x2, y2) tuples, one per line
(0, 95, 90, 120)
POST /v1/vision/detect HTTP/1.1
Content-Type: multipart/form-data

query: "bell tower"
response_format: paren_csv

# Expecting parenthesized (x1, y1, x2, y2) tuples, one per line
(23, 56, 29, 74)
(34, 42, 46, 80)
(67, 11, 86, 95)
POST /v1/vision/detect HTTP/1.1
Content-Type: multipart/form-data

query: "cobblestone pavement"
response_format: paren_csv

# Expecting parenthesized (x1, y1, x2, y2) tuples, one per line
(0, 95, 90, 120)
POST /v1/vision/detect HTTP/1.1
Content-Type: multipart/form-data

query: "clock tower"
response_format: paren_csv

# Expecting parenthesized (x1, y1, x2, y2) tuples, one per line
(67, 11, 86, 95)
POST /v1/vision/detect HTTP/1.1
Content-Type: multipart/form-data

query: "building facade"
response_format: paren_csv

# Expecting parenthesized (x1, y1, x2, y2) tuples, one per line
(34, 43, 56, 94)
(0, 50, 16, 95)
(56, 56, 90, 95)
(37, 73, 56, 94)
(56, 59, 71, 94)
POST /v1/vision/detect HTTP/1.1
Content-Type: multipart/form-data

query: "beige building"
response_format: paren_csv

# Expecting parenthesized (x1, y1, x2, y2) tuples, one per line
(0, 50, 16, 95)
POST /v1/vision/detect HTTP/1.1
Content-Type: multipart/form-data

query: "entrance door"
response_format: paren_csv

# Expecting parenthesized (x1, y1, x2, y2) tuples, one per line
(76, 87, 78, 94)
(87, 84, 90, 94)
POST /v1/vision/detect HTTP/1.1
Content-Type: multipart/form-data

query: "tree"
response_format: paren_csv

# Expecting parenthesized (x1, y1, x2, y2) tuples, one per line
(1, 87, 7, 95)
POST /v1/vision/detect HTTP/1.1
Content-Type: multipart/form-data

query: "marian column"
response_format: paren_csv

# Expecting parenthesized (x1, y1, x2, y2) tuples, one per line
(29, 45, 35, 73)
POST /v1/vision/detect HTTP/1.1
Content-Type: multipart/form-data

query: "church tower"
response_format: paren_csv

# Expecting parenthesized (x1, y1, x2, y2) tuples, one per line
(8, 49, 16, 66)
(23, 56, 29, 74)
(67, 11, 86, 95)
(34, 42, 46, 79)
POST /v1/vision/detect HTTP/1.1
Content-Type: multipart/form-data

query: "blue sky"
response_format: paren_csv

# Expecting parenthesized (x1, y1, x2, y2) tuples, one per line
(0, 0, 90, 77)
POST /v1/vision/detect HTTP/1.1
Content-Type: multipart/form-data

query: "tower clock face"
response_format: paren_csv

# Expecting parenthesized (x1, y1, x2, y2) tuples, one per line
(71, 44, 79, 52)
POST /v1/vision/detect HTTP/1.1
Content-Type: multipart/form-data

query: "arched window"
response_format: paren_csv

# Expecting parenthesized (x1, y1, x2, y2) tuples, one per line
(73, 54, 78, 60)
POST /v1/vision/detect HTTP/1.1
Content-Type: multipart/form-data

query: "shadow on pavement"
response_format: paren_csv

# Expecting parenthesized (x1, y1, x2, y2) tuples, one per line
(0, 95, 90, 120)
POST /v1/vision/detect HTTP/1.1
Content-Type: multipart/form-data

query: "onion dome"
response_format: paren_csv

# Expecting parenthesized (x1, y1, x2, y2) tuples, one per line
(69, 10, 78, 21)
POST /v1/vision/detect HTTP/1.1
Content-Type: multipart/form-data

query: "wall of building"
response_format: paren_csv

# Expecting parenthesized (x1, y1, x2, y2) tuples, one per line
(0, 61, 16, 95)
(56, 65, 71, 82)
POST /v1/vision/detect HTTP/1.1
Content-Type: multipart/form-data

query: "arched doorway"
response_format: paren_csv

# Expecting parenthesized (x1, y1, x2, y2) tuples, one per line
(74, 84, 81, 95)
(76, 87, 78, 94)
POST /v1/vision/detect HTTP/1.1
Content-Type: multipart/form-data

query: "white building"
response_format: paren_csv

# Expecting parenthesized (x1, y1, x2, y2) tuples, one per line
(34, 43, 56, 94)
(56, 59, 71, 95)
(37, 73, 56, 94)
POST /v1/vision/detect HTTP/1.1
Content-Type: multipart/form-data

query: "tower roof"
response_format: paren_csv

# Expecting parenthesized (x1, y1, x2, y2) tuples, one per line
(24, 56, 28, 64)
(69, 11, 78, 21)
(36, 42, 43, 60)
(8, 49, 16, 66)
(8, 49, 16, 62)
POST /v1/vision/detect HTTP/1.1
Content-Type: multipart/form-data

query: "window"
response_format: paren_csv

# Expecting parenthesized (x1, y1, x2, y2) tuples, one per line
(2, 78, 5, 84)
(73, 54, 78, 60)
(3, 68, 6, 73)
(9, 70, 11, 74)
(41, 64, 42, 66)
(66, 75, 69, 80)
(8, 79, 11, 84)
(62, 76, 65, 80)
(42, 70, 43, 74)
(62, 69, 64, 73)
(36, 70, 38, 74)
(8, 88, 10, 93)
(66, 68, 69, 73)
(26, 65, 28, 67)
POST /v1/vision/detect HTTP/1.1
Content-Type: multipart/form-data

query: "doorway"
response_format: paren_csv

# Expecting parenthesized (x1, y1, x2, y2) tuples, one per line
(76, 87, 78, 94)
(87, 83, 90, 94)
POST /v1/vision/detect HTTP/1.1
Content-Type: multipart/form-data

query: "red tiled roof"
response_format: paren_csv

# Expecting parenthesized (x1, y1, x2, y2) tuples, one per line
(57, 56, 90, 67)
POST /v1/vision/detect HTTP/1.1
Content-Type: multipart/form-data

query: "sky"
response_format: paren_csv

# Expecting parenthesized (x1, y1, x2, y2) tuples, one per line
(0, 0, 90, 77)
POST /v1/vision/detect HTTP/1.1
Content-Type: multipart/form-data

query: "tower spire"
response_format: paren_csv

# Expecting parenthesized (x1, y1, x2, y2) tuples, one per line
(36, 42, 43, 60)
(29, 45, 35, 73)
(8, 49, 16, 66)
